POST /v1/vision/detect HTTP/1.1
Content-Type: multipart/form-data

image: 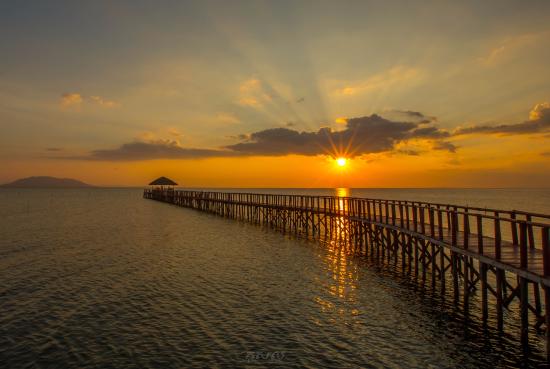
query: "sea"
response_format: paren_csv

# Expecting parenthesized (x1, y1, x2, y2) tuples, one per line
(1, 188, 549, 368)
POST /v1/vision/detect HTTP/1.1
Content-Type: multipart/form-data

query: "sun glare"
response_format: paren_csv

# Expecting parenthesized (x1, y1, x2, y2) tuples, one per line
(336, 157, 347, 167)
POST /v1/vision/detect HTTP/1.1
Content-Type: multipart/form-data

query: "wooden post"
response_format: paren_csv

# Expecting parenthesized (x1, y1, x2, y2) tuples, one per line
(477, 215, 483, 255)
(496, 269, 504, 331)
(440, 242, 446, 296)
(494, 214, 501, 261)
(481, 261, 488, 325)
(419, 207, 425, 234)
(429, 208, 435, 238)
(527, 214, 535, 249)
(412, 204, 418, 233)
(520, 222, 528, 269)
(401, 232, 407, 272)
(399, 202, 404, 229)
(541, 226, 550, 361)
(511, 211, 518, 245)
(463, 209, 469, 250)
(451, 211, 459, 304)
(437, 207, 443, 240)
(420, 209, 427, 284)
(464, 254, 469, 319)
(520, 276, 529, 353)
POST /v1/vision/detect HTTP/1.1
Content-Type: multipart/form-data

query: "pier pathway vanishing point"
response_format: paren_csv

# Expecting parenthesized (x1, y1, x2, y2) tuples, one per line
(144, 189, 550, 360)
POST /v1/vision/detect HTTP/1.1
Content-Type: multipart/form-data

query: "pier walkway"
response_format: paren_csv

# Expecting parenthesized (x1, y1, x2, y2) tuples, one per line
(144, 189, 550, 359)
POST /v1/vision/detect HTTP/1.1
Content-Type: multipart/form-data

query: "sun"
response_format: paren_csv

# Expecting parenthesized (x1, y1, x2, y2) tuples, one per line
(336, 157, 347, 167)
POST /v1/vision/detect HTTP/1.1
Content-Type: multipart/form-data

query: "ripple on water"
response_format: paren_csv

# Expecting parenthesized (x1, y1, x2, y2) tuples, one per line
(0, 189, 547, 368)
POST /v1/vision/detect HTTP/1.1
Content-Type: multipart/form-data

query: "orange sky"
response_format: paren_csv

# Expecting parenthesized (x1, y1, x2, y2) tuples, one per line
(1, 2, 549, 187)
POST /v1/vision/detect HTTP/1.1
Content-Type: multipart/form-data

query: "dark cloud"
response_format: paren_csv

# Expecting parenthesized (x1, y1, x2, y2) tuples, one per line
(45, 147, 62, 151)
(226, 114, 450, 157)
(395, 149, 421, 156)
(392, 110, 437, 123)
(411, 126, 450, 139)
(76, 140, 237, 161)
(395, 110, 425, 119)
(542, 151, 550, 157)
(62, 108, 485, 161)
(455, 103, 550, 135)
(68, 113, 454, 161)
(433, 141, 458, 153)
(64, 102, 550, 161)
(296, 97, 305, 103)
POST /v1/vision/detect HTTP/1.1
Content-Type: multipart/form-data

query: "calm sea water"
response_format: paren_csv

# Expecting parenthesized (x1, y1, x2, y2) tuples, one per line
(1, 188, 549, 368)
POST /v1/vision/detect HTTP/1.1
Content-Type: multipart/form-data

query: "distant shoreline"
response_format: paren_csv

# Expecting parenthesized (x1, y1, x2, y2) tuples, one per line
(0, 176, 95, 189)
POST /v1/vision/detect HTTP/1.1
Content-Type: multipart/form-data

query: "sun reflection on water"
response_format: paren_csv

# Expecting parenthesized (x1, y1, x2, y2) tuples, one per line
(335, 187, 350, 198)
(333, 188, 350, 243)
(326, 242, 358, 299)
(314, 187, 359, 318)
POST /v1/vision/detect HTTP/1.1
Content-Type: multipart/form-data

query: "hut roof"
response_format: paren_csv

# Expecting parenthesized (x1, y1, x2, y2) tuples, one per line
(149, 176, 178, 186)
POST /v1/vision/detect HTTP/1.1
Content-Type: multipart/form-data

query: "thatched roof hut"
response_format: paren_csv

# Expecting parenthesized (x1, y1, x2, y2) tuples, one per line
(149, 176, 178, 186)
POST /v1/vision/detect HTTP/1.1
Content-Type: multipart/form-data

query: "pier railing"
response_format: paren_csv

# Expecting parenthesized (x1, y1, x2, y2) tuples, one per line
(144, 189, 550, 275)
(144, 188, 550, 358)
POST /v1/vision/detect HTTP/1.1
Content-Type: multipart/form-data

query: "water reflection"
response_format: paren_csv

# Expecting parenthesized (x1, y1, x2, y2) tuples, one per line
(324, 242, 358, 300)
(333, 188, 350, 244)
(316, 187, 358, 310)
(335, 187, 350, 199)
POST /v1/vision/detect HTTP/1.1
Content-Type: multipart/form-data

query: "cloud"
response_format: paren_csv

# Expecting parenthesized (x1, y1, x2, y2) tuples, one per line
(542, 151, 550, 157)
(53, 101, 550, 162)
(395, 110, 425, 119)
(135, 128, 184, 145)
(45, 147, 63, 152)
(479, 31, 548, 66)
(71, 100, 550, 161)
(167, 127, 184, 138)
(432, 141, 457, 153)
(68, 112, 453, 161)
(237, 78, 272, 108)
(216, 112, 241, 124)
(240, 78, 261, 93)
(391, 110, 437, 123)
(455, 102, 550, 135)
(88, 99, 539, 162)
(60, 93, 83, 107)
(333, 66, 421, 97)
(529, 102, 550, 121)
(60, 93, 119, 109)
(395, 149, 421, 156)
(238, 97, 261, 107)
(79, 140, 236, 161)
(89, 95, 118, 108)
(226, 114, 450, 157)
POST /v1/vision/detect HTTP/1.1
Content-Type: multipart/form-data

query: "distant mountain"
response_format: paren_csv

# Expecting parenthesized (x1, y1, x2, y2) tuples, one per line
(0, 176, 95, 188)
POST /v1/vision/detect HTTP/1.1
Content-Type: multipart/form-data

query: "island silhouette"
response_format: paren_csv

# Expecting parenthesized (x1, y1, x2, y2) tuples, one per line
(0, 176, 94, 188)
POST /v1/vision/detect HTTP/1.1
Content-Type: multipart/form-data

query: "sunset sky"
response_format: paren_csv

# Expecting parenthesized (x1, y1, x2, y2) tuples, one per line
(1, 0, 549, 187)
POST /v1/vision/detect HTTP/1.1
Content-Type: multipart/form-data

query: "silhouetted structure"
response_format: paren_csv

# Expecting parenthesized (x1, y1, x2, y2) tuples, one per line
(147, 177, 178, 202)
(149, 176, 178, 187)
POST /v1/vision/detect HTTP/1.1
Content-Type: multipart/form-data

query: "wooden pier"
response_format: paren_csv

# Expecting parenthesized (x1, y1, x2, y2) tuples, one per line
(144, 188, 550, 359)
